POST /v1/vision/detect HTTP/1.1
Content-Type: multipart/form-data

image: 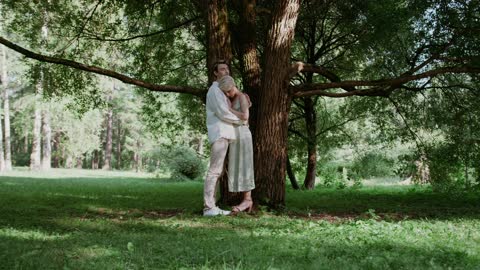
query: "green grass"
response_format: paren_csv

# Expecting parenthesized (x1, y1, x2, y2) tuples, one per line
(1, 169, 480, 269)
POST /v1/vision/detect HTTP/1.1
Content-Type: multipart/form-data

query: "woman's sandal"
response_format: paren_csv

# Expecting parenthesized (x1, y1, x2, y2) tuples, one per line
(232, 199, 253, 213)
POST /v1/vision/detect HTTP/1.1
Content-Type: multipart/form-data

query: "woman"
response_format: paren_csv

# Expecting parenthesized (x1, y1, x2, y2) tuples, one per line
(218, 75, 255, 213)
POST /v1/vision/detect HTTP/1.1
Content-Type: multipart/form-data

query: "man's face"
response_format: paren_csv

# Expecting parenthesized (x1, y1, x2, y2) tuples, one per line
(214, 64, 230, 79)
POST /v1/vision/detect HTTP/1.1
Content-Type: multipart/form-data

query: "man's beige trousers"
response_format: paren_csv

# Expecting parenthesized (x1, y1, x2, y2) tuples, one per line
(204, 138, 229, 210)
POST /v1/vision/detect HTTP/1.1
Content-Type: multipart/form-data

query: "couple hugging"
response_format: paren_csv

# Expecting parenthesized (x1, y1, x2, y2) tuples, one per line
(203, 61, 255, 217)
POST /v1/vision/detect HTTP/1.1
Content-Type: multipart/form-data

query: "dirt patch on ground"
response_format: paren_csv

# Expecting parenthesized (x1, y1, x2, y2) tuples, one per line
(287, 212, 416, 222)
(79, 208, 185, 221)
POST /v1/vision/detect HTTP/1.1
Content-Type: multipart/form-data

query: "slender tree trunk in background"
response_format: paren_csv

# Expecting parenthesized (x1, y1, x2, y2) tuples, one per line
(61, 144, 67, 168)
(137, 141, 142, 172)
(65, 156, 73, 169)
(116, 118, 122, 169)
(76, 156, 83, 169)
(303, 96, 317, 189)
(195, 135, 204, 155)
(24, 131, 29, 153)
(30, 83, 42, 170)
(92, 149, 99, 169)
(102, 93, 113, 170)
(253, 0, 300, 207)
(287, 155, 300, 190)
(98, 149, 103, 169)
(0, 106, 5, 171)
(300, 20, 322, 189)
(134, 150, 142, 172)
(137, 153, 143, 172)
(52, 132, 60, 168)
(31, 6, 48, 171)
(1, 44, 12, 171)
(41, 110, 51, 170)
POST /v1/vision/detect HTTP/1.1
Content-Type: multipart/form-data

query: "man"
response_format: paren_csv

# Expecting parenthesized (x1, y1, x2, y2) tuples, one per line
(203, 61, 242, 216)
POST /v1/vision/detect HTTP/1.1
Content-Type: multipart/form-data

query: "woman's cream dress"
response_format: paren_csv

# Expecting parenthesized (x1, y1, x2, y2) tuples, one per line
(228, 95, 255, 192)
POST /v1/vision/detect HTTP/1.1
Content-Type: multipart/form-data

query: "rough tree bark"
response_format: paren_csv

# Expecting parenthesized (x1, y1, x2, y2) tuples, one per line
(231, 0, 261, 131)
(254, 0, 301, 207)
(206, 0, 233, 84)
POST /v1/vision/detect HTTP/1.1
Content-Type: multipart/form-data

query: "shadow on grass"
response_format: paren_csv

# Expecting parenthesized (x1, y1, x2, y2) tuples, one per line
(286, 186, 480, 220)
(0, 216, 478, 269)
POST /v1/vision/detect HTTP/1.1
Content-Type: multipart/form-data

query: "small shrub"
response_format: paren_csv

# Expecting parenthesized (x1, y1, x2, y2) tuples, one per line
(427, 144, 466, 192)
(317, 165, 349, 189)
(351, 152, 394, 179)
(168, 146, 206, 181)
(13, 152, 30, 167)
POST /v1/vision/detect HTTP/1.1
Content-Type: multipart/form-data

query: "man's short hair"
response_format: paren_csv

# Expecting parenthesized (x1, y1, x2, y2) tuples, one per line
(212, 60, 230, 72)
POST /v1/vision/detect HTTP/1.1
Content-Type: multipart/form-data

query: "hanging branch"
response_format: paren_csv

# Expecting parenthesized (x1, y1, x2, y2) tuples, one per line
(0, 36, 205, 97)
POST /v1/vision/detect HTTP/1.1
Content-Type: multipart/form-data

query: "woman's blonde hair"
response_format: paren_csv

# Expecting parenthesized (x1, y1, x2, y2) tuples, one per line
(218, 75, 235, 92)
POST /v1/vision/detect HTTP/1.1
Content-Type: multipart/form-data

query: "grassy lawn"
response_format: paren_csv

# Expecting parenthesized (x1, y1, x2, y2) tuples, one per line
(1, 169, 479, 269)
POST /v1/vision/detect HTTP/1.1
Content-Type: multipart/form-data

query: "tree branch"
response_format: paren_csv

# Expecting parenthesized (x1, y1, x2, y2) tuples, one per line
(315, 114, 366, 138)
(291, 66, 480, 98)
(58, 0, 103, 52)
(289, 61, 356, 92)
(0, 36, 205, 97)
(288, 127, 308, 141)
(81, 15, 201, 42)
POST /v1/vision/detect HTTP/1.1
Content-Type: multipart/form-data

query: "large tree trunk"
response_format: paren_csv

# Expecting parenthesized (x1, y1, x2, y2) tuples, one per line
(206, 0, 233, 84)
(204, 0, 242, 205)
(41, 110, 51, 170)
(102, 90, 113, 170)
(231, 0, 261, 132)
(1, 44, 11, 171)
(253, 0, 300, 207)
(303, 96, 317, 189)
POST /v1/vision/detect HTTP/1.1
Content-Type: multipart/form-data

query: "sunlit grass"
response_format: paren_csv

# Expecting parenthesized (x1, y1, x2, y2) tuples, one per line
(1, 167, 158, 179)
(1, 169, 480, 269)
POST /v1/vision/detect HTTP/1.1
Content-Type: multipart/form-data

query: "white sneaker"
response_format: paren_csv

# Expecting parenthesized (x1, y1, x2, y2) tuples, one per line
(203, 207, 231, 217)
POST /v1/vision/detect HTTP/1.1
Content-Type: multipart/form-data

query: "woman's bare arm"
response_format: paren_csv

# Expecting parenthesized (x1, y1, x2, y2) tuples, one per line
(229, 94, 250, 121)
